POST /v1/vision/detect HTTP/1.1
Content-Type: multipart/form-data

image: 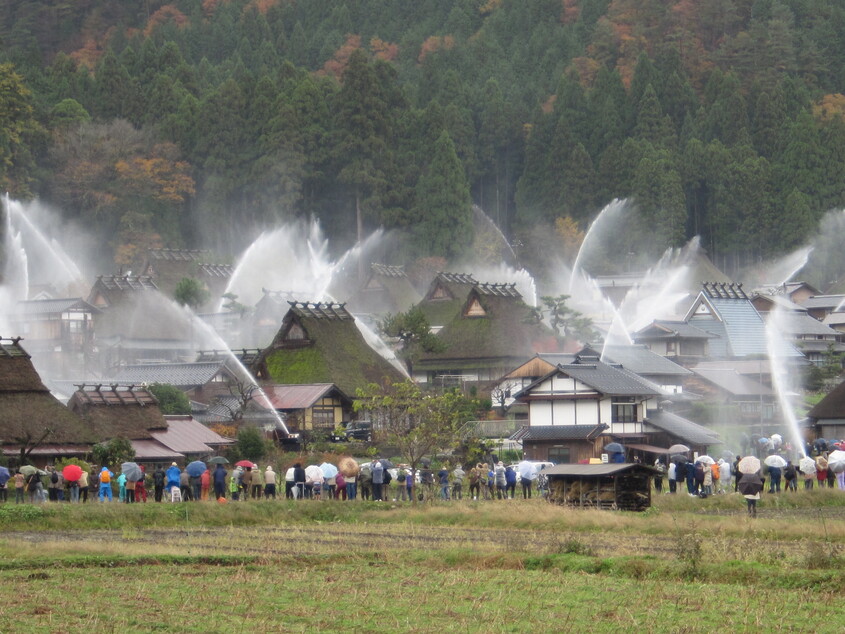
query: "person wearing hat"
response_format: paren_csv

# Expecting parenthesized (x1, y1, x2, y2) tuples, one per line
(264, 466, 277, 499)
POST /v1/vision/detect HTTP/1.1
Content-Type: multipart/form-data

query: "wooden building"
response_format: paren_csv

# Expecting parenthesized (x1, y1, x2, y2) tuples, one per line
(545, 463, 657, 511)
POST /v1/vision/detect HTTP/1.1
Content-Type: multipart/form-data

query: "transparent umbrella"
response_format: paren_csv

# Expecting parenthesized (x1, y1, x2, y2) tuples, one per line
(827, 450, 845, 474)
(668, 444, 690, 454)
(764, 455, 787, 469)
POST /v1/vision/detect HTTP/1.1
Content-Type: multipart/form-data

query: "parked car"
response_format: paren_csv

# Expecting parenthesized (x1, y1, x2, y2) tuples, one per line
(331, 421, 373, 442)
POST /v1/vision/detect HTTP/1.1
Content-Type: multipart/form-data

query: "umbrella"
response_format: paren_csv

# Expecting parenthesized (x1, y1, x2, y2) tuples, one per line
(235, 460, 254, 468)
(667, 444, 690, 454)
(799, 456, 817, 475)
(770, 433, 782, 444)
(338, 457, 359, 477)
(378, 458, 395, 469)
(816, 456, 828, 470)
(62, 464, 83, 482)
(304, 465, 324, 483)
(320, 462, 338, 478)
(721, 450, 736, 461)
(0, 466, 10, 486)
(738, 473, 764, 496)
(186, 461, 207, 477)
(827, 450, 845, 474)
(121, 462, 142, 482)
(208, 456, 229, 464)
(518, 460, 536, 479)
(604, 442, 625, 453)
(737, 455, 761, 475)
(670, 454, 689, 464)
(764, 455, 787, 469)
(19, 465, 38, 477)
(814, 438, 828, 452)
(695, 455, 715, 465)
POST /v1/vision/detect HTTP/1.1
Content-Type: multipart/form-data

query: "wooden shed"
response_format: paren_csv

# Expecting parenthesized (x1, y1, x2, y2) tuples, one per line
(544, 463, 656, 512)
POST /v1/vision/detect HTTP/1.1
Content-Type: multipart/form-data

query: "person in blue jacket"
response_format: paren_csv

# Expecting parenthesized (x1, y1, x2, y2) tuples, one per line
(213, 464, 227, 500)
(98, 467, 114, 502)
(504, 465, 517, 498)
(166, 462, 181, 501)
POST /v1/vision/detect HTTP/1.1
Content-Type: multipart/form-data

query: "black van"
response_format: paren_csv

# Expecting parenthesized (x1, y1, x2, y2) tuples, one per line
(333, 421, 372, 442)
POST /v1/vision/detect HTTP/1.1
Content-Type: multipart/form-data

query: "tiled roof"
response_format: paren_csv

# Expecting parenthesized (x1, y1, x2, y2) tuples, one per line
(800, 295, 845, 310)
(690, 367, 774, 397)
(111, 362, 227, 388)
(644, 410, 722, 446)
(131, 439, 186, 460)
(149, 416, 232, 454)
(553, 356, 661, 396)
(636, 320, 715, 339)
(778, 312, 842, 337)
(511, 423, 608, 442)
(262, 383, 349, 409)
(599, 345, 692, 376)
(543, 463, 656, 477)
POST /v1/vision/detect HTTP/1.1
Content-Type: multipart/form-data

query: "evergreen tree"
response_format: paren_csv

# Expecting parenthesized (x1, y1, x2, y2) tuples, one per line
(411, 131, 473, 259)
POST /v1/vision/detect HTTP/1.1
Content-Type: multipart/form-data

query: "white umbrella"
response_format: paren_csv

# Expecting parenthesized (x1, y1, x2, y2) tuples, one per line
(667, 444, 690, 454)
(304, 465, 324, 484)
(799, 456, 817, 475)
(517, 460, 536, 479)
(827, 450, 845, 474)
(695, 455, 715, 465)
(770, 433, 783, 445)
(764, 455, 787, 469)
(737, 455, 761, 475)
(320, 462, 338, 478)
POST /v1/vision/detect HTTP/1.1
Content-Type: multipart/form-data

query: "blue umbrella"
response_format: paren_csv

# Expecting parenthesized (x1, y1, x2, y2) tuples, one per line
(0, 466, 10, 486)
(186, 461, 207, 477)
(604, 442, 625, 454)
(320, 462, 338, 478)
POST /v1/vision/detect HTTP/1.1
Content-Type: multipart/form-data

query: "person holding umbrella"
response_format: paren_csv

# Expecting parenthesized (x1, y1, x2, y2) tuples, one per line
(213, 463, 227, 500)
(136, 465, 147, 503)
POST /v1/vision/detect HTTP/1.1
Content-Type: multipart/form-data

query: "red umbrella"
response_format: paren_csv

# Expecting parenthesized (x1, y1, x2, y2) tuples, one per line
(62, 464, 83, 482)
(235, 460, 254, 468)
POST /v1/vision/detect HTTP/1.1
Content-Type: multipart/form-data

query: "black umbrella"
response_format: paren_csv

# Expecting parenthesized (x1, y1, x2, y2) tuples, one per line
(208, 456, 229, 465)
(604, 442, 625, 454)
(670, 454, 689, 464)
(738, 473, 763, 496)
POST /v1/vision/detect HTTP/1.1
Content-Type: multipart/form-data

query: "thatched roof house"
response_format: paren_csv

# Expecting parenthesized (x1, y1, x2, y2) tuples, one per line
(0, 337, 92, 462)
(414, 280, 562, 386)
(253, 302, 406, 396)
(140, 248, 233, 312)
(67, 384, 168, 441)
(346, 264, 422, 317)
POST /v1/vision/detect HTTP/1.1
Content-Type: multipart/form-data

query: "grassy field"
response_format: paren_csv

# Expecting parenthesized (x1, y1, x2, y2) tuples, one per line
(1, 491, 844, 633)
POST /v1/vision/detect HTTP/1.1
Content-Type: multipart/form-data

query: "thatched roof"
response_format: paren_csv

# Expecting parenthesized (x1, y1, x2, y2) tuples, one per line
(807, 381, 845, 421)
(255, 302, 405, 395)
(67, 384, 168, 441)
(347, 263, 422, 316)
(0, 338, 93, 447)
(417, 272, 479, 327)
(416, 285, 561, 370)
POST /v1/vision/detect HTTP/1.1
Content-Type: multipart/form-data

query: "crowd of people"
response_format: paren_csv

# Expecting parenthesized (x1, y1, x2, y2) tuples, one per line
(0, 459, 549, 504)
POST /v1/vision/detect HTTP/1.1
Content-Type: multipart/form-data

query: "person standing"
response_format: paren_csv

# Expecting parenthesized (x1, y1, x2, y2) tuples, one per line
(438, 466, 450, 500)
(372, 460, 384, 501)
(252, 466, 264, 500)
(200, 469, 210, 501)
(180, 470, 192, 501)
(468, 464, 483, 500)
(125, 473, 136, 503)
(13, 471, 24, 504)
(98, 467, 114, 502)
(166, 463, 181, 502)
(78, 467, 89, 503)
(293, 463, 306, 500)
(240, 467, 253, 501)
(452, 464, 465, 500)
(47, 467, 59, 502)
(153, 465, 166, 502)
(117, 472, 127, 502)
(654, 459, 665, 494)
(345, 470, 357, 501)
(396, 467, 408, 501)
(190, 471, 202, 502)
(667, 461, 677, 494)
(768, 465, 782, 493)
(213, 464, 227, 500)
(504, 465, 517, 499)
(264, 466, 277, 499)
(136, 466, 147, 503)
(494, 462, 506, 499)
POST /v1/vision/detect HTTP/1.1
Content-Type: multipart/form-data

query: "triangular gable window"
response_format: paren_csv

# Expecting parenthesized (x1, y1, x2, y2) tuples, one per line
(284, 323, 307, 341)
(465, 297, 486, 317)
(430, 282, 451, 300)
(91, 292, 108, 309)
(364, 277, 385, 290)
(693, 302, 711, 316)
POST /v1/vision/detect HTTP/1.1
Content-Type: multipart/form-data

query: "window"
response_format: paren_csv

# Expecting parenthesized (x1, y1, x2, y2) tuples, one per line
(612, 397, 637, 423)
(548, 446, 570, 464)
(311, 406, 335, 429)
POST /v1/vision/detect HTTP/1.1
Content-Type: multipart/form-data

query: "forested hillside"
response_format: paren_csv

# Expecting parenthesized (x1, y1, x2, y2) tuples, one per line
(2, 0, 845, 278)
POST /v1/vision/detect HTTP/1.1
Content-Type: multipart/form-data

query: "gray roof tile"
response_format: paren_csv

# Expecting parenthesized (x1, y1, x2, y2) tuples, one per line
(643, 410, 722, 446)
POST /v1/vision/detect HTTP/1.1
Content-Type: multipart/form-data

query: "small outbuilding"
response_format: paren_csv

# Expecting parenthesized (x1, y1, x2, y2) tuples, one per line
(544, 463, 656, 511)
